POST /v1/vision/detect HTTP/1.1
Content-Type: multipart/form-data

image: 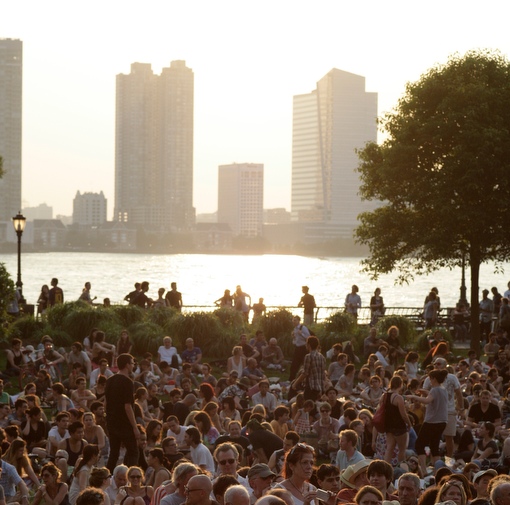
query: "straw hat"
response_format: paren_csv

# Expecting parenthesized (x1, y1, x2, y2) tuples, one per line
(340, 459, 370, 489)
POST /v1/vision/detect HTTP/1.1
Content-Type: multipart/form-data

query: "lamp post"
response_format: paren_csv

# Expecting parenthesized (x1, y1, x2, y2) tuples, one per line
(459, 252, 468, 306)
(12, 212, 26, 304)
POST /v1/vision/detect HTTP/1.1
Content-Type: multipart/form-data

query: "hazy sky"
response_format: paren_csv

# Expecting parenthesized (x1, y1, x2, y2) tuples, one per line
(2, 1, 510, 218)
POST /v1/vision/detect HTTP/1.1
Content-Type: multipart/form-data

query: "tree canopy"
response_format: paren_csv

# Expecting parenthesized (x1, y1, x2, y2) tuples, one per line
(355, 50, 510, 351)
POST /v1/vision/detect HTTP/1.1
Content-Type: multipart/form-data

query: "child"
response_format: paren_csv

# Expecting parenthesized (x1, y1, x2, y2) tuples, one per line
(293, 399, 315, 434)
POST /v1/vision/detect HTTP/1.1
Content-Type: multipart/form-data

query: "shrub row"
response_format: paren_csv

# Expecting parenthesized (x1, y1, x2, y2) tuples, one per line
(2, 303, 441, 360)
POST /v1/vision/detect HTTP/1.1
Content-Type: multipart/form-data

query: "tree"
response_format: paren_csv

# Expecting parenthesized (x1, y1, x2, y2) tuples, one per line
(355, 50, 510, 352)
(0, 263, 15, 319)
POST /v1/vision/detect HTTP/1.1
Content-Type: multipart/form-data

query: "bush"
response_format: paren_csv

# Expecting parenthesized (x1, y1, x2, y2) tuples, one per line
(165, 312, 223, 356)
(111, 305, 145, 328)
(147, 307, 179, 329)
(375, 316, 417, 348)
(213, 308, 245, 330)
(6, 316, 45, 343)
(416, 328, 453, 352)
(128, 322, 163, 356)
(45, 303, 80, 330)
(61, 306, 121, 343)
(323, 311, 356, 336)
(39, 327, 74, 348)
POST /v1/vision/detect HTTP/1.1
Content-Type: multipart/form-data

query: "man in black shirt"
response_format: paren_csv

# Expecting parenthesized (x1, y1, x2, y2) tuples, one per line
(165, 282, 182, 311)
(105, 354, 139, 471)
(298, 286, 316, 326)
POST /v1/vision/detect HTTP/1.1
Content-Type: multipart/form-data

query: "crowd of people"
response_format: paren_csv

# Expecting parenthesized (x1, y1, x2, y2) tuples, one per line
(2, 280, 510, 505)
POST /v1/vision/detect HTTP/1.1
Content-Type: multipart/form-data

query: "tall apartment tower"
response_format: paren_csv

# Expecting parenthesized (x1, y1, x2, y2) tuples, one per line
(218, 163, 264, 237)
(0, 39, 22, 225)
(115, 60, 195, 230)
(291, 69, 377, 238)
(73, 191, 107, 226)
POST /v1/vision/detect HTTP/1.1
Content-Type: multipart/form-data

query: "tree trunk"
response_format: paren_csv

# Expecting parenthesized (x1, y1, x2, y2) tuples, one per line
(469, 257, 481, 354)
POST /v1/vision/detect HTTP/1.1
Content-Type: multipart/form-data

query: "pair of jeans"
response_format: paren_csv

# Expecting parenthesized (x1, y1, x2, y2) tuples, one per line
(106, 431, 139, 472)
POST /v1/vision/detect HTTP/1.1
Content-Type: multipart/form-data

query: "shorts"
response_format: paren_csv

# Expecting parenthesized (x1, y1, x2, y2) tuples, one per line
(387, 428, 408, 437)
(444, 412, 457, 437)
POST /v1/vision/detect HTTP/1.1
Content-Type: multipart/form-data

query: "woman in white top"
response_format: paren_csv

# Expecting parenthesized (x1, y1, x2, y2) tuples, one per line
(68, 445, 100, 505)
(227, 346, 245, 375)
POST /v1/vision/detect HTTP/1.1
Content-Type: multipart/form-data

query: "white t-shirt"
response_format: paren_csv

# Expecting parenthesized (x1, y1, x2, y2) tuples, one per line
(167, 426, 187, 446)
(158, 346, 182, 365)
(424, 373, 460, 413)
(190, 443, 215, 473)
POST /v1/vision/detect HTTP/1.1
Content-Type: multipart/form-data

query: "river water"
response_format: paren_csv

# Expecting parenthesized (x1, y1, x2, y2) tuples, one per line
(0, 252, 508, 312)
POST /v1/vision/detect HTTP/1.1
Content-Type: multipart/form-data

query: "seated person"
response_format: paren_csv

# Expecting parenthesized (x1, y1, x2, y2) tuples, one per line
(157, 336, 181, 369)
(466, 390, 502, 432)
(241, 358, 267, 386)
(335, 364, 356, 397)
(71, 377, 97, 410)
(89, 359, 113, 388)
(360, 375, 384, 408)
(251, 381, 277, 415)
(270, 406, 290, 439)
(261, 339, 285, 370)
(181, 338, 202, 373)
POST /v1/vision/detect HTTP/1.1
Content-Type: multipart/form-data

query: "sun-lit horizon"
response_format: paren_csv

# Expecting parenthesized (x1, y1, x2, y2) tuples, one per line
(2, 0, 510, 218)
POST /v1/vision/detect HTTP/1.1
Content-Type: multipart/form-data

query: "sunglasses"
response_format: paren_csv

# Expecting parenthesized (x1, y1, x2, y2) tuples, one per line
(320, 410, 330, 413)
(218, 458, 236, 465)
(129, 475, 142, 479)
(289, 443, 314, 456)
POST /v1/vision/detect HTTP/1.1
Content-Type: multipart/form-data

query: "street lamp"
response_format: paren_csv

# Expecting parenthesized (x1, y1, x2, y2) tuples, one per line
(12, 212, 26, 304)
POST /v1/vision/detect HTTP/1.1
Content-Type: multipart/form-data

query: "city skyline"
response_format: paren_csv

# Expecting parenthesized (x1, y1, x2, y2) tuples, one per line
(2, 1, 510, 218)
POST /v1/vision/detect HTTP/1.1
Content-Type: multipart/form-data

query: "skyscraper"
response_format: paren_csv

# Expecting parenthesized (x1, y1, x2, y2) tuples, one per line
(0, 38, 22, 226)
(291, 68, 377, 239)
(218, 163, 264, 237)
(115, 60, 194, 230)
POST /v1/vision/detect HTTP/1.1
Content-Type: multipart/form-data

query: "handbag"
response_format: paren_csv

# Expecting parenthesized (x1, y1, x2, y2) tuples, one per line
(372, 393, 387, 433)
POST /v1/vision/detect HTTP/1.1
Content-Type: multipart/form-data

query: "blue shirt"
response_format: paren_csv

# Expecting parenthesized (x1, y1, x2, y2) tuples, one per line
(0, 460, 22, 497)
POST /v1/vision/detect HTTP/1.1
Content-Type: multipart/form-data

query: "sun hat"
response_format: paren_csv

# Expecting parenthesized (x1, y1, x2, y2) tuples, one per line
(340, 459, 370, 489)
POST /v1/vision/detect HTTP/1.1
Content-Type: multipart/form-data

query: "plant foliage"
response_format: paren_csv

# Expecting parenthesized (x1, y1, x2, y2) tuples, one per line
(356, 50, 510, 352)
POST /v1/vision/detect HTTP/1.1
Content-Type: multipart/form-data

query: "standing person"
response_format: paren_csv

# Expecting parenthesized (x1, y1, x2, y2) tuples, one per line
(345, 285, 361, 322)
(292, 336, 326, 401)
(79, 282, 96, 305)
(105, 354, 139, 471)
(214, 289, 233, 308)
(252, 298, 267, 323)
(165, 283, 182, 312)
(289, 316, 310, 382)
(406, 368, 449, 475)
(423, 357, 464, 459)
(48, 278, 64, 307)
(369, 288, 385, 326)
(133, 281, 152, 308)
(381, 376, 412, 464)
(423, 291, 439, 329)
(124, 283, 141, 305)
(480, 289, 494, 341)
(298, 286, 316, 327)
(234, 285, 251, 322)
(37, 285, 50, 318)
